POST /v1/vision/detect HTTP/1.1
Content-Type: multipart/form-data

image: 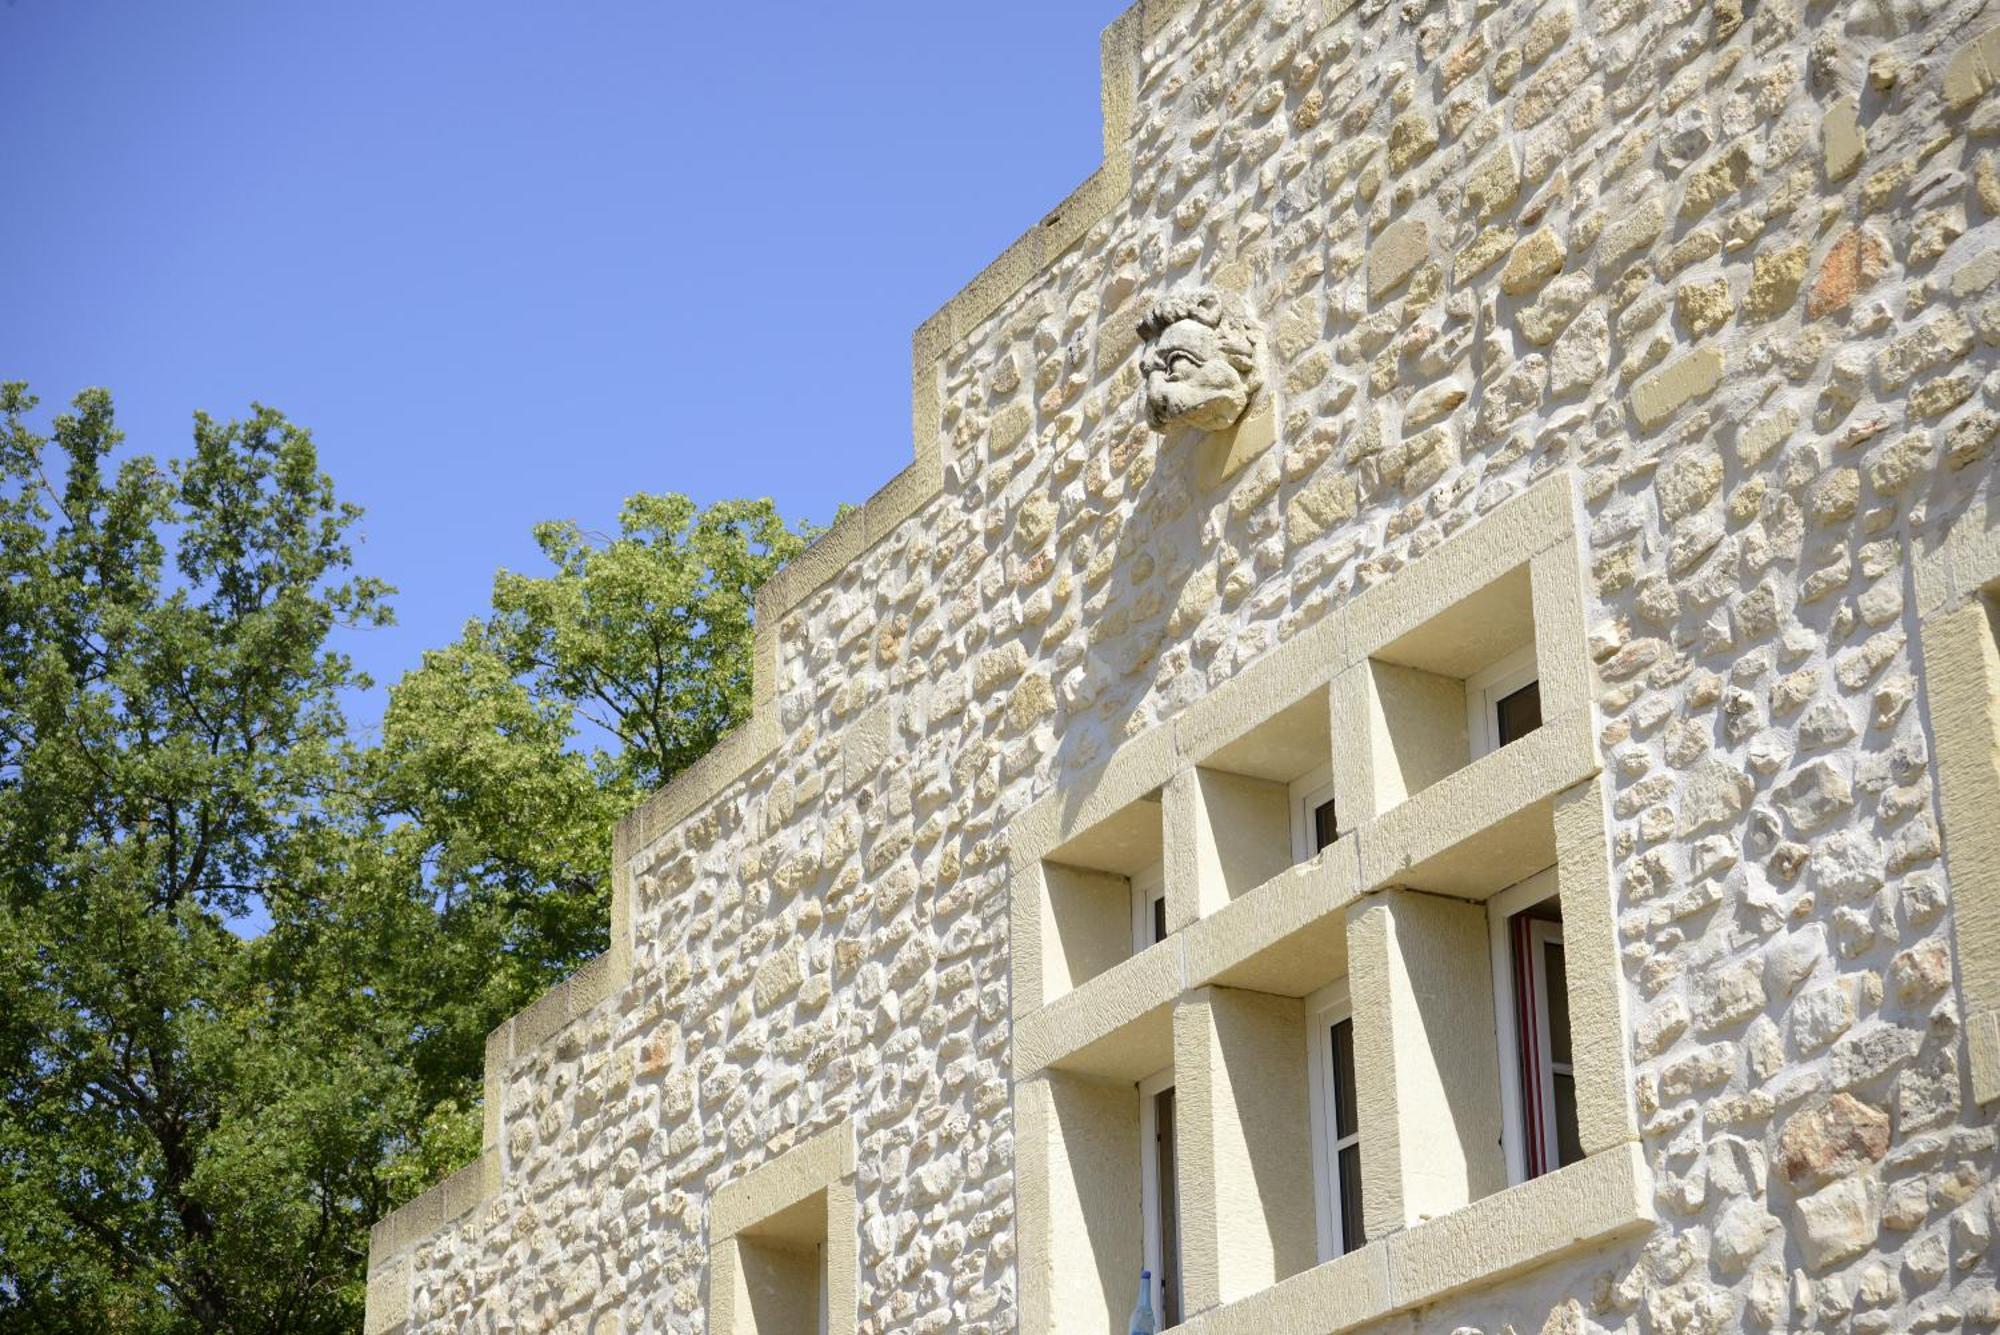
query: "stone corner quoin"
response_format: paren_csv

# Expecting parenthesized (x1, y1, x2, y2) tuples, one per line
(369, 1, 2000, 1332)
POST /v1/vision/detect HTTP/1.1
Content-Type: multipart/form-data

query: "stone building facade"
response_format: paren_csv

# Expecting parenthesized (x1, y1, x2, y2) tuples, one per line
(366, 0, 2000, 1330)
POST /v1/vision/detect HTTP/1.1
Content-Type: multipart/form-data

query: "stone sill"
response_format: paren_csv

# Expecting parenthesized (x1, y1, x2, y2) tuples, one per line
(1014, 706, 1599, 1076)
(1171, 1142, 1654, 1335)
(1016, 933, 1181, 1081)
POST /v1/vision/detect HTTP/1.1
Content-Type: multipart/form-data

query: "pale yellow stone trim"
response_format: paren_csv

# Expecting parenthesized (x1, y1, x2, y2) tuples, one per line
(709, 1120, 859, 1335)
(1348, 890, 1507, 1239)
(1162, 768, 1203, 937)
(1173, 616, 1347, 767)
(1009, 472, 1632, 1332)
(1174, 988, 1318, 1314)
(1913, 490, 1998, 619)
(1182, 837, 1362, 994)
(1017, 704, 1602, 1080)
(1016, 1072, 1147, 1335)
(1922, 593, 2000, 1106)
(1169, 1142, 1654, 1335)
(1553, 777, 1642, 1153)
(1529, 539, 1593, 721)
(1010, 724, 1181, 873)
(1342, 472, 1576, 661)
(1011, 473, 1599, 1040)
(710, 1121, 858, 1241)
(1015, 940, 1181, 1081)
(363, 1257, 410, 1335)
(1351, 703, 1597, 899)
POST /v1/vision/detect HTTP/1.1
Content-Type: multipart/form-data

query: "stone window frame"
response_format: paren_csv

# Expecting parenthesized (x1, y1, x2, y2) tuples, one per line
(1916, 499, 2000, 1108)
(1010, 472, 1654, 1335)
(708, 1121, 858, 1335)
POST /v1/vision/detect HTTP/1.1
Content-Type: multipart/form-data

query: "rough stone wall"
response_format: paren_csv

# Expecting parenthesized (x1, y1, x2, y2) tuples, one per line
(399, 0, 2000, 1330)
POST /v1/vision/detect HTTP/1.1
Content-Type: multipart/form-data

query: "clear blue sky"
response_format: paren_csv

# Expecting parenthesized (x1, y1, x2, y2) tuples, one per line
(4, 1, 1118, 721)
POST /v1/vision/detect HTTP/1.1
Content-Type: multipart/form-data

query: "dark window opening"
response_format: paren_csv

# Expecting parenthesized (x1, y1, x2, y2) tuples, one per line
(1154, 1088, 1182, 1327)
(1312, 798, 1339, 855)
(1495, 680, 1543, 747)
(1329, 1017, 1364, 1254)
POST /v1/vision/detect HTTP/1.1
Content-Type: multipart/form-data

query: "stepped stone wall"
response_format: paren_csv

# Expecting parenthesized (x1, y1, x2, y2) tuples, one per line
(368, 0, 2000, 1331)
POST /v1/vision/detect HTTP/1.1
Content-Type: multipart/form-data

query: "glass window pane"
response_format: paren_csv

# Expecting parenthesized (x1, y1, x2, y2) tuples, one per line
(1313, 798, 1338, 853)
(1544, 942, 1571, 1064)
(1155, 1089, 1181, 1327)
(1495, 680, 1543, 746)
(1152, 894, 1168, 945)
(1331, 1018, 1357, 1140)
(1337, 1144, 1365, 1254)
(1553, 1072, 1583, 1168)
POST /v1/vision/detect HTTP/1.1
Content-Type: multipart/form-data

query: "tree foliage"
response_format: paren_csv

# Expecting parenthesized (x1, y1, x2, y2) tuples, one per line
(369, 493, 810, 1164)
(0, 384, 813, 1331)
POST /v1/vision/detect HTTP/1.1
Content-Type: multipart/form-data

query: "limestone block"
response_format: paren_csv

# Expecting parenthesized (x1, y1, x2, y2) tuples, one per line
(1598, 198, 1664, 265)
(1794, 1172, 1882, 1271)
(1945, 24, 2000, 109)
(1777, 1094, 1889, 1190)
(1288, 472, 1360, 545)
(1369, 219, 1431, 301)
(1675, 277, 1733, 336)
(1463, 146, 1521, 223)
(1823, 99, 1865, 181)
(1387, 109, 1438, 172)
(1348, 890, 1505, 1241)
(1744, 239, 1809, 321)
(1456, 226, 1517, 283)
(1806, 227, 1890, 319)
(1499, 228, 1567, 295)
(1632, 346, 1723, 429)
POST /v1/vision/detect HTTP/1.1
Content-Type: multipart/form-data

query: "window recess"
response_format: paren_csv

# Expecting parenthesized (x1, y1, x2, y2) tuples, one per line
(1348, 562, 1545, 816)
(1034, 789, 1166, 1004)
(709, 1123, 856, 1335)
(1188, 688, 1338, 916)
(729, 1197, 833, 1335)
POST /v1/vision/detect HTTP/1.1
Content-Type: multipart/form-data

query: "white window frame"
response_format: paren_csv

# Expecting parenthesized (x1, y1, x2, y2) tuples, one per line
(1465, 643, 1540, 760)
(1523, 918, 1571, 1177)
(1288, 763, 1338, 864)
(1304, 976, 1358, 1264)
(1130, 861, 1167, 953)
(1488, 866, 1560, 1186)
(1138, 1066, 1176, 1322)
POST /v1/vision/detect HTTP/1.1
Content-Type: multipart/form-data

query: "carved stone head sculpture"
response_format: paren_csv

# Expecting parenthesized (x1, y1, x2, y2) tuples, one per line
(1137, 289, 1263, 432)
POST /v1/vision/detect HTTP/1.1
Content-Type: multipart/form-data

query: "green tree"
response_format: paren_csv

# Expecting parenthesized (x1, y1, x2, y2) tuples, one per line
(0, 383, 815, 1329)
(0, 384, 404, 1332)
(370, 494, 813, 1170)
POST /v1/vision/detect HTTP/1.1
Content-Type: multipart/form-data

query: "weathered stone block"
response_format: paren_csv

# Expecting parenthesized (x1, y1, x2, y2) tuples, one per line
(1369, 219, 1430, 301)
(1632, 346, 1723, 428)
